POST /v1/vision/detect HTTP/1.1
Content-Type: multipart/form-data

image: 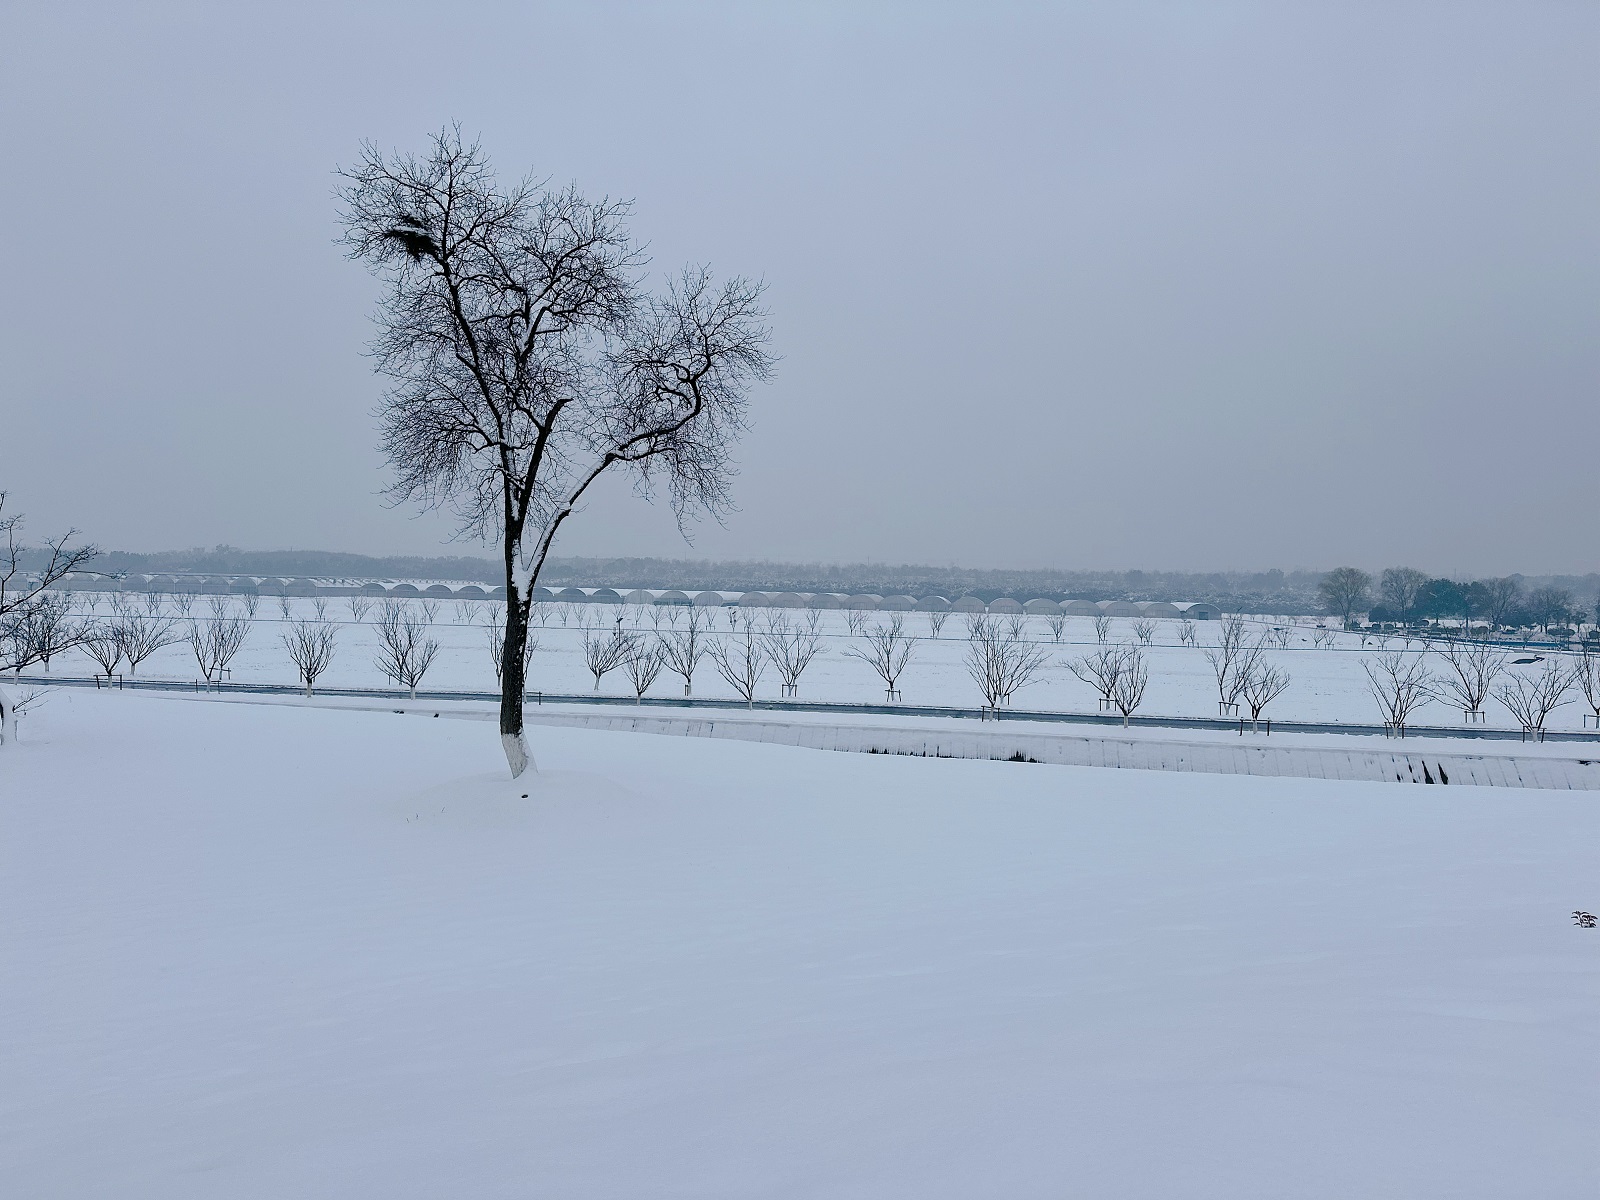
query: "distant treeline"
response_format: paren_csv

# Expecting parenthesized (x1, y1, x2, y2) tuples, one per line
(48, 546, 1600, 617)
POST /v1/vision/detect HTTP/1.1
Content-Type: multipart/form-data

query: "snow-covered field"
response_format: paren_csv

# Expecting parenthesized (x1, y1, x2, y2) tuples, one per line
(43, 595, 1600, 732)
(3, 689, 1596, 1197)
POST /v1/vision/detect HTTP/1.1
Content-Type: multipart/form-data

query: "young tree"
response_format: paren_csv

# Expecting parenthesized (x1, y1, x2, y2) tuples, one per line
(623, 637, 667, 700)
(1065, 646, 1122, 711)
(965, 615, 1050, 711)
(80, 623, 124, 680)
(1496, 659, 1574, 739)
(844, 614, 918, 701)
(1362, 650, 1433, 736)
(1177, 618, 1197, 647)
(0, 494, 97, 676)
(927, 610, 950, 637)
(1131, 617, 1156, 646)
(708, 626, 765, 706)
(1092, 613, 1113, 645)
(1574, 645, 1600, 729)
(348, 595, 373, 622)
(580, 623, 635, 690)
(1431, 639, 1506, 721)
(760, 611, 825, 698)
(373, 601, 441, 698)
(1045, 612, 1067, 642)
(340, 129, 774, 778)
(659, 606, 711, 696)
(283, 619, 339, 697)
(112, 602, 184, 677)
(1108, 644, 1149, 728)
(187, 598, 251, 688)
(2, 593, 85, 675)
(1237, 644, 1290, 732)
(1203, 614, 1249, 715)
(1318, 566, 1371, 629)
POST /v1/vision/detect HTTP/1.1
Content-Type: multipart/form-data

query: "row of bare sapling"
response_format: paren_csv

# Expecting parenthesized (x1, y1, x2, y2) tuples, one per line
(1358, 635, 1599, 739)
(5, 593, 448, 700)
(10, 580, 1600, 733)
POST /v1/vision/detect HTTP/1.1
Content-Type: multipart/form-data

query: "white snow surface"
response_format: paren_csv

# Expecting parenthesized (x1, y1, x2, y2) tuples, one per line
(3, 689, 1596, 1197)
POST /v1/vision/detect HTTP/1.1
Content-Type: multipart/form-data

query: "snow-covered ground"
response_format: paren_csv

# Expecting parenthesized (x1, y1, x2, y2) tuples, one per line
(44, 595, 1600, 732)
(3, 689, 1596, 1197)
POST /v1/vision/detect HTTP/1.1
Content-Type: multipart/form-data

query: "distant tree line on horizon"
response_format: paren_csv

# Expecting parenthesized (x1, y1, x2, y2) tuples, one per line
(1319, 566, 1597, 634)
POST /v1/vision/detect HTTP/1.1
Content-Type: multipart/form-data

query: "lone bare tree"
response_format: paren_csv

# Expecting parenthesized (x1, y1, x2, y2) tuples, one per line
(341, 129, 773, 777)
(844, 614, 918, 701)
(1108, 644, 1149, 728)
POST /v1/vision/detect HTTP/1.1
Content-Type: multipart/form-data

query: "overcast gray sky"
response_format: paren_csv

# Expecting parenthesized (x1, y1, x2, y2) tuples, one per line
(1, 1, 1594, 575)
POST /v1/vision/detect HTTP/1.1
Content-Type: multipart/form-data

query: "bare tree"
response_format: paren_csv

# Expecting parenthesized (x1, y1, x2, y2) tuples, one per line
(1379, 567, 1429, 624)
(418, 598, 440, 624)
(844, 614, 918, 701)
(373, 600, 441, 697)
(844, 607, 867, 636)
(1362, 650, 1433, 736)
(1002, 612, 1028, 640)
(1431, 639, 1506, 722)
(1481, 577, 1522, 631)
(580, 622, 635, 690)
(1066, 646, 1123, 711)
(187, 598, 250, 688)
(348, 595, 373, 622)
(760, 611, 825, 698)
(708, 626, 765, 706)
(80, 624, 124, 680)
(0, 494, 97, 673)
(1092, 613, 1112, 645)
(1496, 659, 1574, 740)
(2, 593, 85, 674)
(276, 595, 293, 620)
(623, 637, 667, 700)
(1131, 617, 1156, 646)
(240, 591, 261, 619)
(660, 606, 711, 695)
(1573, 645, 1600, 729)
(111, 599, 184, 677)
(1045, 612, 1066, 642)
(965, 615, 1050, 711)
(1311, 628, 1336, 649)
(1203, 614, 1249, 715)
(927, 610, 950, 637)
(1177, 618, 1197, 647)
(283, 619, 339, 697)
(1318, 567, 1371, 629)
(1109, 644, 1149, 728)
(1237, 644, 1290, 732)
(340, 129, 774, 778)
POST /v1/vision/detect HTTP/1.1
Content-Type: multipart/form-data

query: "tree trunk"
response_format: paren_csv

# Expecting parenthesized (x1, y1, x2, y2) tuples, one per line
(0, 682, 11, 747)
(499, 579, 534, 779)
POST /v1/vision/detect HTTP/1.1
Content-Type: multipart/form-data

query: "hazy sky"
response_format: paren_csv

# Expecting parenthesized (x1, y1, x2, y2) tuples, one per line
(1, 2, 1594, 575)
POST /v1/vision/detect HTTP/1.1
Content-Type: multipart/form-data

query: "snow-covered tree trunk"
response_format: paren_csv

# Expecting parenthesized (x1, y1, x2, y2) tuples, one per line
(499, 569, 535, 779)
(0, 681, 13, 747)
